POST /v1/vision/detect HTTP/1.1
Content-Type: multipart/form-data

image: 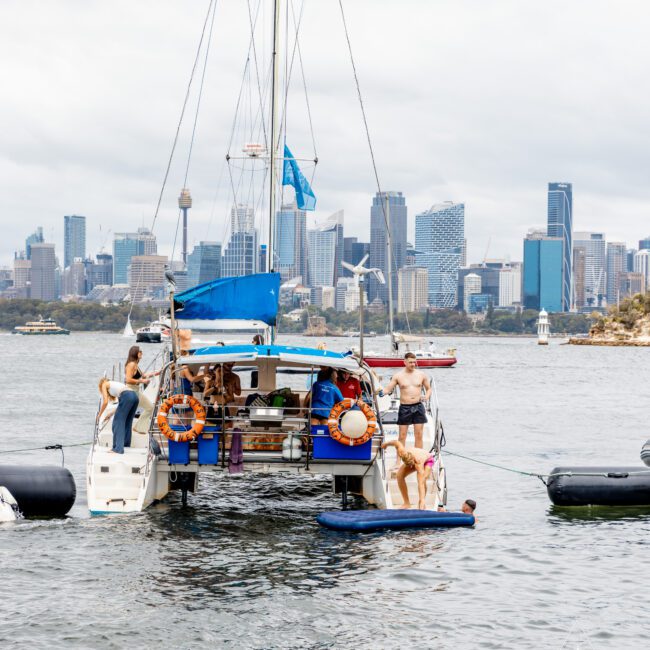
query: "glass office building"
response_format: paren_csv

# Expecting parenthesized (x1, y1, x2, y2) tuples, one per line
(547, 182, 573, 311)
(523, 233, 563, 312)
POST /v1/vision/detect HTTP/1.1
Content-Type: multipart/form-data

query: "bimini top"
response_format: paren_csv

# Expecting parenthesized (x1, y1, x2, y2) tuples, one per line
(177, 344, 364, 374)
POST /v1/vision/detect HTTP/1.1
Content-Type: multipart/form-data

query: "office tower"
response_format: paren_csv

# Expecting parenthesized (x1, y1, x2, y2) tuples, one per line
(137, 227, 157, 255)
(223, 204, 256, 278)
(258, 245, 267, 274)
(113, 233, 145, 284)
(187, 242, 222, 287)
(415, 202, 465, 308)
(129, 255, 168, 302)
(406, 244, 417, 266)
(523, 230, 563, 311)
(573, 232, 606, 307)
(626, 249, 637, 272)
(13, 258, 31, 298)
(573, 245, 586, 309)
(30, 243, 57, 300)
(87, 253, 113, 292)
(397, 266, 428, 313)
(25, 227, 44, 260)
(633, 250, 650, 290)
(369, 191, 407, 306)
(463, 273, 481, 312)
(498, 263, 522, 307)
(458, 265, 501, 308)
(619, 272, 645, 298)
(606, 242, 626, 305)
(178, 188, 192, 266)
(335, 277, 358, 312)
(307, 222, 337, 288)
(222, 232, 257, 278)
(547, 182, 573, 311)
(639, 237, 650, 251)
(275, 202, 307, 281)
(461, 238, 467, 267)
(63, 258, 86, 296)
(64, 215, 86, 268)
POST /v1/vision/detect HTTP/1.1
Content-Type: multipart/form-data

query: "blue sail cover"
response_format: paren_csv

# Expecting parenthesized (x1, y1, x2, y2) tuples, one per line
(174, 273, 281, 325)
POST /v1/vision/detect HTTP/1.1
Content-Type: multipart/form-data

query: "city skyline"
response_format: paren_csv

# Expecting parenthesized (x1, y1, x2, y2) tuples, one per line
(2, 3, 650, 267)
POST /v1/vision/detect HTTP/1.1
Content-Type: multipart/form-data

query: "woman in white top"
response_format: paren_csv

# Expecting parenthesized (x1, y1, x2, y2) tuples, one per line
(98, 378, 139, 454)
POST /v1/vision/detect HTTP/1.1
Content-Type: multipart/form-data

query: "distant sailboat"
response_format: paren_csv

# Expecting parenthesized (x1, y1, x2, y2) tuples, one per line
(123, 315, 134, 338)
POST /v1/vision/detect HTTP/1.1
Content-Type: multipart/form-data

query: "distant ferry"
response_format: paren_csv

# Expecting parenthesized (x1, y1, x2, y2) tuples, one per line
(13, 316, 70, 335)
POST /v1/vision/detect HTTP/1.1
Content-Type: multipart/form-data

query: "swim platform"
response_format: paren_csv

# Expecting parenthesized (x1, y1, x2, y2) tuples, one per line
(316, 509, 475, 532)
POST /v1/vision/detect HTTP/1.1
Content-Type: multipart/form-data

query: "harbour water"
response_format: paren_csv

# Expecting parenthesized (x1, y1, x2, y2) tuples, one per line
(1, 333, 649, 649)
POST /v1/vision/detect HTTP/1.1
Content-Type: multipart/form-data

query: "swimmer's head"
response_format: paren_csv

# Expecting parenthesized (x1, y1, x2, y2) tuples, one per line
(461, 499, 476, 514)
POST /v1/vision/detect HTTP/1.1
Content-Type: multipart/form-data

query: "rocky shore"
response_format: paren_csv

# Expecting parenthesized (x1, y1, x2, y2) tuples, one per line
(568, 293, 650, 346)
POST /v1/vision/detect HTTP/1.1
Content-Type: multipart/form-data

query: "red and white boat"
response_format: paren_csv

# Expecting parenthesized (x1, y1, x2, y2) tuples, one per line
(363, 333, 457, 368)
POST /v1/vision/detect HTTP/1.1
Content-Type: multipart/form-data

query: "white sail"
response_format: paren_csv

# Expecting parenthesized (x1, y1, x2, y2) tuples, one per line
(122, 316, 135, 338)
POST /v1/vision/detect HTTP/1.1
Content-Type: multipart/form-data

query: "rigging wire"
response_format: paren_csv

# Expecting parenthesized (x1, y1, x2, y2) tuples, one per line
(337, 0, 411, 335)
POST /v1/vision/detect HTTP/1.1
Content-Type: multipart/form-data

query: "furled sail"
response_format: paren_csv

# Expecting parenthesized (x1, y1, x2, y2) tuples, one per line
(174, 273, 281, 326)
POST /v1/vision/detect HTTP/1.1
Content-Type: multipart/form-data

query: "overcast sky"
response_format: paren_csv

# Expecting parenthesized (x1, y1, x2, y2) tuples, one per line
(2, 0, 649, 268)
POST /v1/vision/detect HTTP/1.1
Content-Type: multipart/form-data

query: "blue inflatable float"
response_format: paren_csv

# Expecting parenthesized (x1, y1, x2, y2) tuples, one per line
(317, 509, 475, 532)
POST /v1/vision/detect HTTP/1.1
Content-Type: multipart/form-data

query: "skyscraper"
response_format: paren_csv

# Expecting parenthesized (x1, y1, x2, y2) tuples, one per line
(222, 204, 257, 278)
(137, 227, 157, 255)
(30, 243, 57, 301)
(369, 191, 407, 305)
(187, 242, 221, 287)
(573, 232, 606, 307)
(523, 231, 563, 312)
(463, 273, 481, 312)
(606, 242, 626, 305)
(307, 222, 337, 288)
(498, 263, 522, 307)
(414, 202, 464, 308)
(398, 266, 428, 313)
(25, 227, 44, 260)
(573, 245, 586, 308)
(639, 236, 650, 251)
(547, 182, 573, 311)
(113, 233, 145, 284)
(326, 210, 344, 284)
(64, 215, 86, 268)
(129, 255, 168, 302)
(634, 250, 650, 290)
(275, 202, 307, 282)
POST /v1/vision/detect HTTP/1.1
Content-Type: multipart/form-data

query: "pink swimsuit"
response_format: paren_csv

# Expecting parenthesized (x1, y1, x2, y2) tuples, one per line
(424, 455, 434, 468)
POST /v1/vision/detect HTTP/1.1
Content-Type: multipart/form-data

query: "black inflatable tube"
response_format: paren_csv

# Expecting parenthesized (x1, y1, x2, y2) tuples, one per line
(0, 465, 76, 517)
(547, 466, 650, 506)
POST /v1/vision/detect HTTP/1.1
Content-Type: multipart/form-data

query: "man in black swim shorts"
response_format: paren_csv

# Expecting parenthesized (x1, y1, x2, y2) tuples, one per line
(380, 353, 432, 466)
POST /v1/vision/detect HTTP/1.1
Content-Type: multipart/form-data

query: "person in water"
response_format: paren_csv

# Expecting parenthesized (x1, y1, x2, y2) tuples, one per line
(380, 352, 432, 463)
(98, 378, 139, 454)
(461, 499, 477, 515)
(305, 367, 344, 425)
(124, 345, 158, 434)
(381, 439, 435, 510)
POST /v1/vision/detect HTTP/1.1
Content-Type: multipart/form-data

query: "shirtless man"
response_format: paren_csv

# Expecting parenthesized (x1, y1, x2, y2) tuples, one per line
(381, 440, 435, 509)
(380, 352, 432, 451)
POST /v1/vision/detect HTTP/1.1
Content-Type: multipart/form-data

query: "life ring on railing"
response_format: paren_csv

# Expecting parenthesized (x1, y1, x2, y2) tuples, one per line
(157, 394, 206, 442)
(327, 399, 377, 446)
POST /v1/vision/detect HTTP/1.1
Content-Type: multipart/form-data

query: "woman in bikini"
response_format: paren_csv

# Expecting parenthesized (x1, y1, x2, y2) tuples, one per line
(381, 440, 435, 510)
(125, 346, 159, 434)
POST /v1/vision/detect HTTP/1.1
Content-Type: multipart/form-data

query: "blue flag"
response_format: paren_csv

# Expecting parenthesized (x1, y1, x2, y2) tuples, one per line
(282, 145, 316, 211)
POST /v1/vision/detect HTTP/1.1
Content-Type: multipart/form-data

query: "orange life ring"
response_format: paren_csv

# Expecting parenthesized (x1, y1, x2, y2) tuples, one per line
(157, 394, 206, 442)
(327, 399, 377, 446)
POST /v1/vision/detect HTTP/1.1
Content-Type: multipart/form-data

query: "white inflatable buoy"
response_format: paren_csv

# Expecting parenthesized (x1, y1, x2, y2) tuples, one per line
(340, 410, 368, 440)
(0, 486, 20, 522)
(282, 434, 303, 461)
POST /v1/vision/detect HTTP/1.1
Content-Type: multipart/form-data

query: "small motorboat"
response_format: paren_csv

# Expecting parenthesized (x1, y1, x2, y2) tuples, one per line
(136, 320, 172, 344)
(364, 333, 457, 368)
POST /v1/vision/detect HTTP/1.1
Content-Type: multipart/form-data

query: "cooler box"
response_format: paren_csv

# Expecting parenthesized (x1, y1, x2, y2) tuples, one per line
(198, 429, 220, 465)
(311, 425, 373, 461)
(168, 440, 190, 465)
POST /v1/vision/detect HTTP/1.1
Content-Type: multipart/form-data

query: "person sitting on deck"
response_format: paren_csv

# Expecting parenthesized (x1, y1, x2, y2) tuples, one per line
(336, 369, 362, 401)
(305, 367, 344, 426)
(381, 439, 435, 510)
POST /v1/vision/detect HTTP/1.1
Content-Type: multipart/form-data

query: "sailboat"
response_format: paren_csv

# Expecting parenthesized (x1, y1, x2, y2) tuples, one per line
(122, 315, 134, 338)
(86, 0, 451, 519)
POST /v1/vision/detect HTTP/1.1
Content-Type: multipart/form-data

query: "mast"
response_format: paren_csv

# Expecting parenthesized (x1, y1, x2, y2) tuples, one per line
(267, 0, 281, 273)
(385, 193, 395, 335)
